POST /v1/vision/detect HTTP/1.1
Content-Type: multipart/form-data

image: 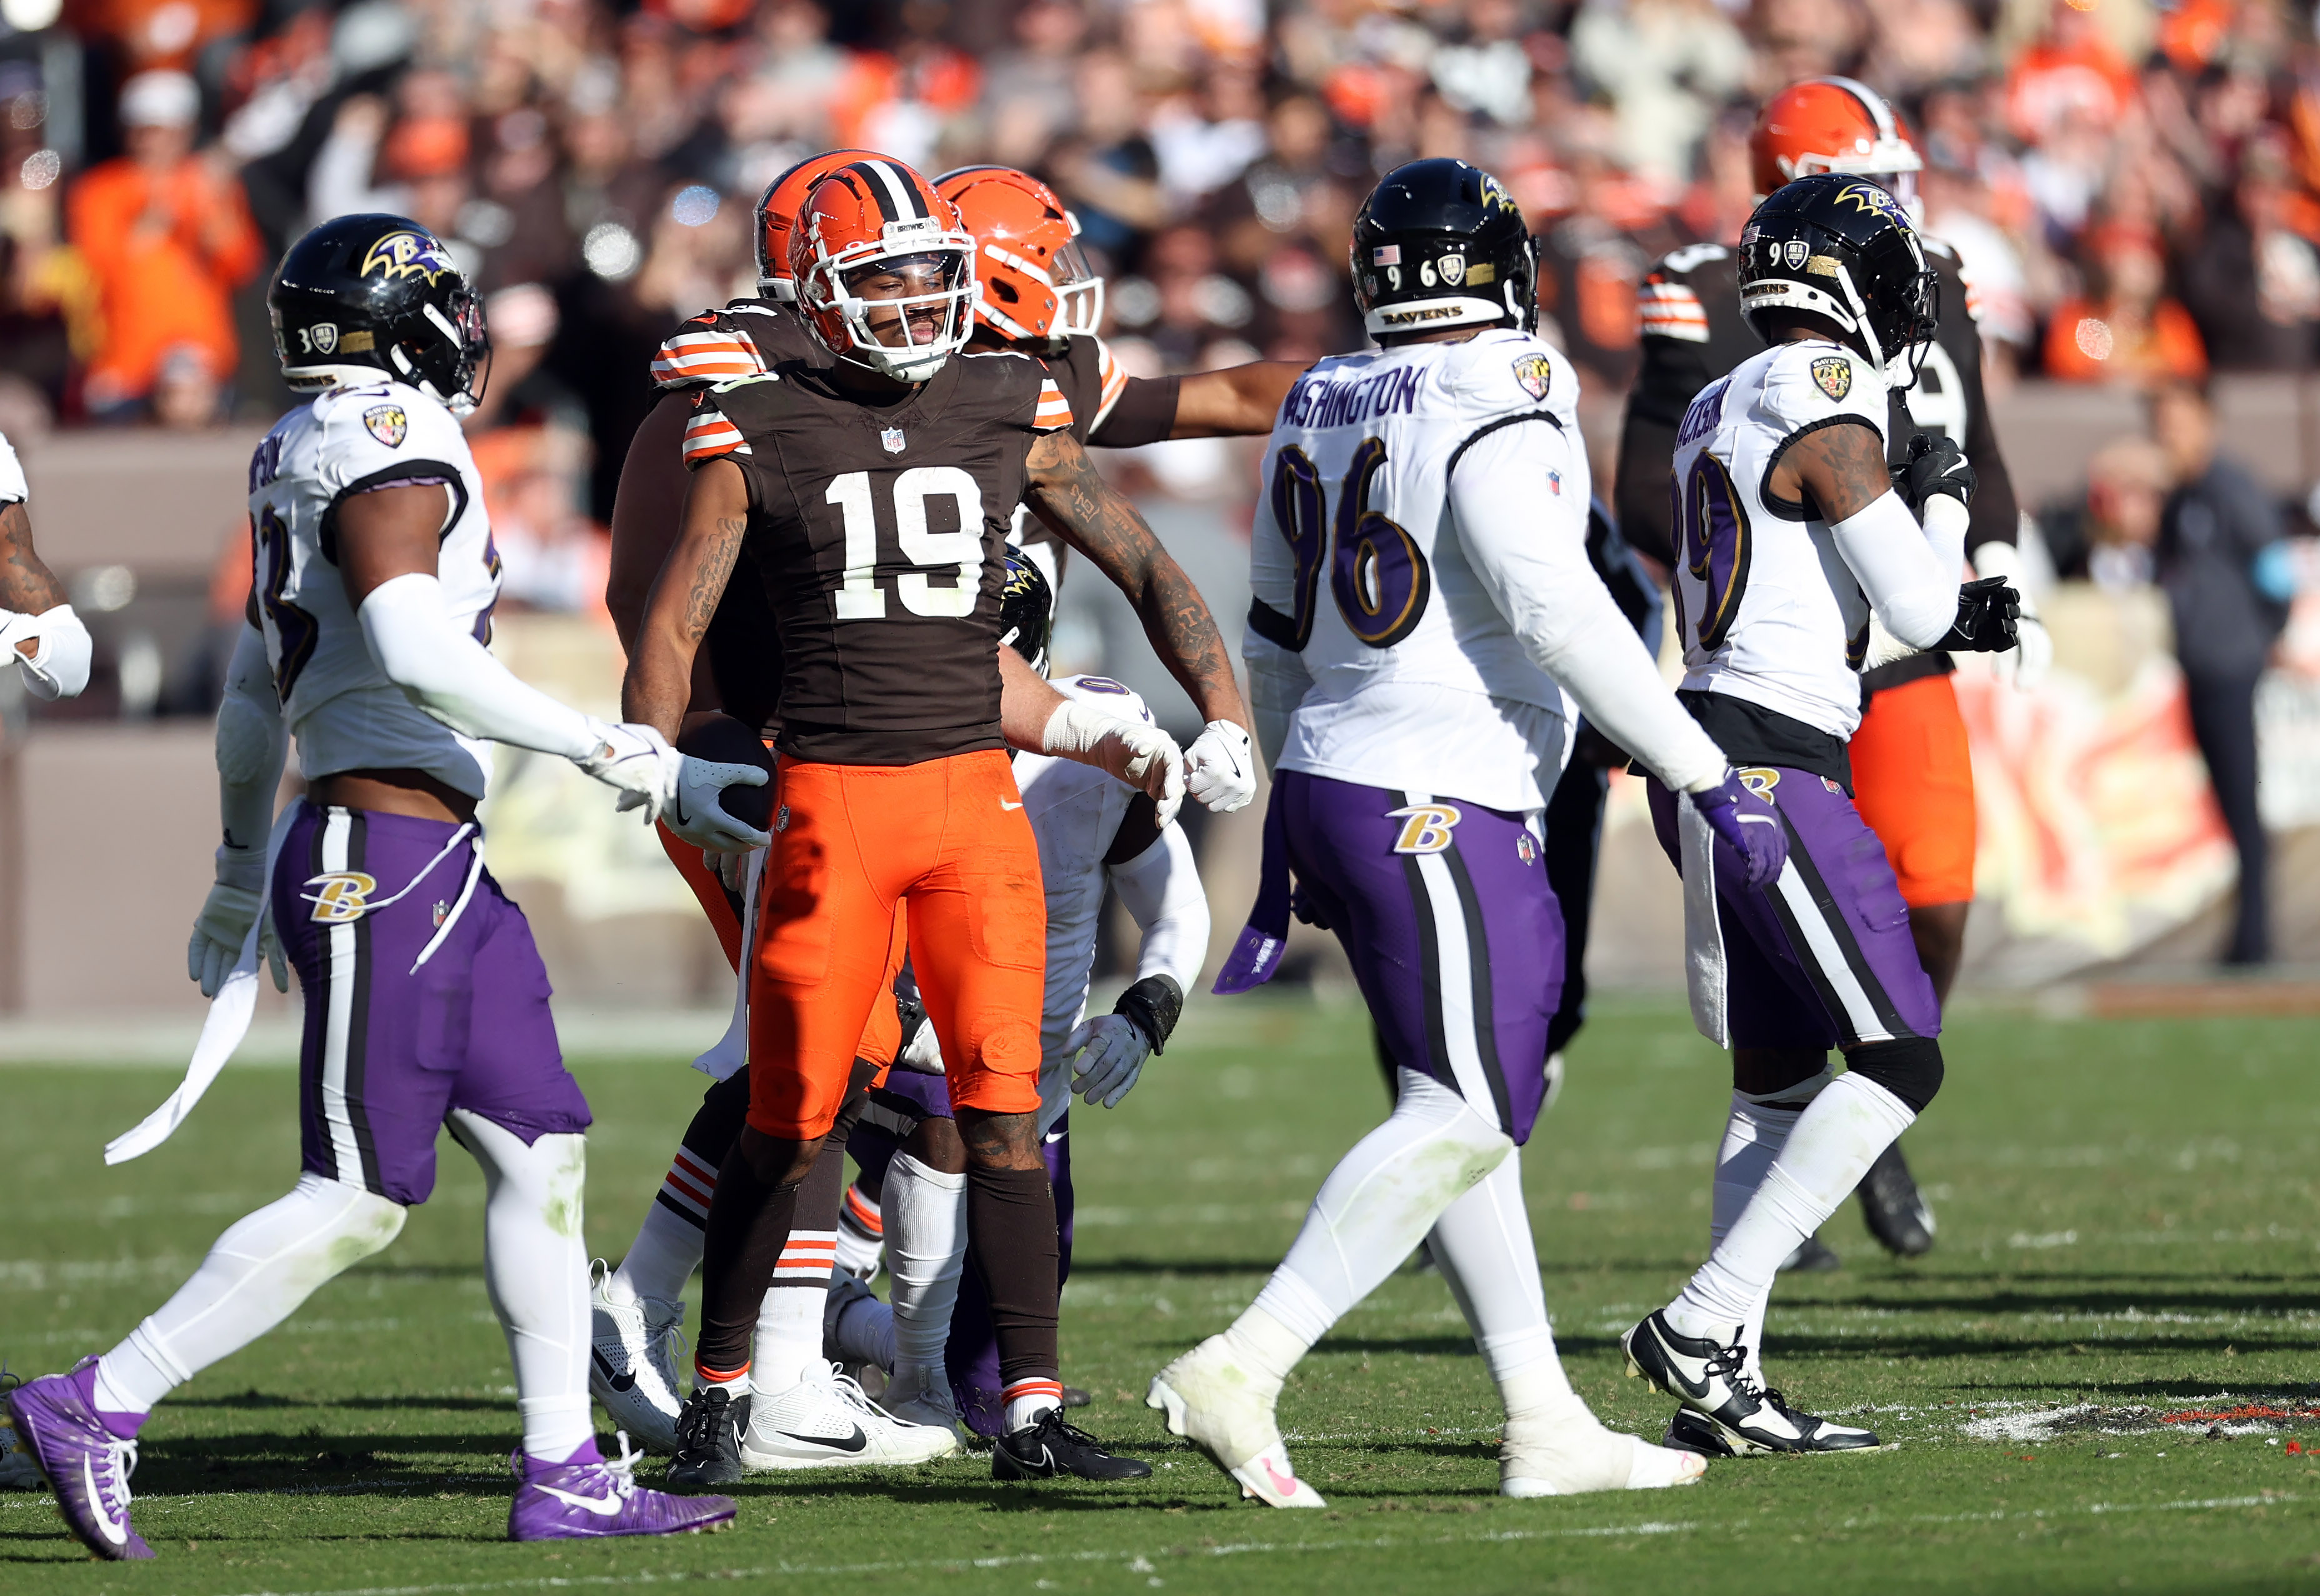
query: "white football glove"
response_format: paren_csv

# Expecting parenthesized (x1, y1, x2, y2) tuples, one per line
(1039, 700, 1186, 827)
(188, 847, 286, 999)
(894, 994, 945, 1074)
(576, 719, 683, 822)
(1066, 1012, 1153, 1109)
(1184, 719, 1256, 813)
(667, 757, 771, 852)
(0, 604, 92, 701)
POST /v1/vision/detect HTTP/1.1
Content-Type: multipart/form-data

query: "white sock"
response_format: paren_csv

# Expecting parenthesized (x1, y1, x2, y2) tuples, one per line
(1238, 1068, 1509, 1380)
(93, 1174, 406, 1417)
(1003, 1378, 1064, 1431)
(1426, 1147, 1579, 1424)
(883, 1152, 968, 1380)
(608, 1150, 716, 1306)
(450, 1111, 595, 1462)
(1668, 1072, 1915, 1340)
(752, 1229, 836, 1396)
(1708, 1074, 1828, 1379)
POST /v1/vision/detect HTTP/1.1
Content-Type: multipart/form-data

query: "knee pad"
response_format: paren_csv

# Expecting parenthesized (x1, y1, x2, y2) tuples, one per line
(449, 1111, 588, 1229)
(1738, 1064, 1834, 1109)
(1845, 1037, 1944, 1114)
(1389, 1067, 1513, 1182)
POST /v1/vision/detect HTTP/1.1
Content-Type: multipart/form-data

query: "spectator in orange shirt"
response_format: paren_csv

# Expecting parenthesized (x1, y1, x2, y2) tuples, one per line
(68, 71, 262, 424)
(2045, 222, 2209, 383)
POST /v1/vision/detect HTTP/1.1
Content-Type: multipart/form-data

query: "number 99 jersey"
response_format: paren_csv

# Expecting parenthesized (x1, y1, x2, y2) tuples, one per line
(1248, 327, 1589, 813)
(246, 378, 499, 797)
(1668, 339, 1889, 742)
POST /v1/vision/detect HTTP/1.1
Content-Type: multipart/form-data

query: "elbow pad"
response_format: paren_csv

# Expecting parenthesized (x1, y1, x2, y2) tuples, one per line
(1830, 492, 1958, 652)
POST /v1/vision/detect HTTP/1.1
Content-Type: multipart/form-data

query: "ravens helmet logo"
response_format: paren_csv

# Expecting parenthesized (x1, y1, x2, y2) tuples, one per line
(1832, 181, 1905, 220)
(360, 231, 455, 284)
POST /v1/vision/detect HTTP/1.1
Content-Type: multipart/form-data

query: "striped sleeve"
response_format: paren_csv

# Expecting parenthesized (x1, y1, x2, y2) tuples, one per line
(651, 317, 765, 391)
(1091, 337, 1129, 431)
(1032, 376, 1076, 434)
(1637, 279, 1709, 344)
(681, 404, 750, 467)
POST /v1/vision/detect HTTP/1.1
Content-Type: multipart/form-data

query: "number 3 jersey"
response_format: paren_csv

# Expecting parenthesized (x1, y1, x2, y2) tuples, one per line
(684, 350, 1072, 765)
(1247, 328, 1592, 814)
(246, 379, 499, 797)
(1668, 338, 1889, 744)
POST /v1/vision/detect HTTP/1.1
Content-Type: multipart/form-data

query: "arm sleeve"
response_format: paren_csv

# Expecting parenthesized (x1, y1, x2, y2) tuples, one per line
(216, 623, 288, 854)
(1108, 820, 1210, 995)
(356, 572, 601, 759)
(1088, 373, 1181, 449)
(1449, 420, 1728, 793)
(1956, 325, 2021, 554)
(1829, 491, 1962, 650)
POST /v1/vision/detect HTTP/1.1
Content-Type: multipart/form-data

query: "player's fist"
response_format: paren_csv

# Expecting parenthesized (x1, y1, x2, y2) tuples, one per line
(1041, 700, 1187, 827)
(1068, 1014, 1152, 1109)
(668, 758, 771, 853)
(1934, 576, 2019, 654)
(577, 719, 683, 821)
(1689, 768, 1789, 889)
(1894, 432, 1975, 512)
(1184, 719, 1256, 813)
(188, 849, 286, 999)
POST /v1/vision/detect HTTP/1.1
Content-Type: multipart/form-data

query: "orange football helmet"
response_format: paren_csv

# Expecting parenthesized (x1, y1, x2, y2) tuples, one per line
(934, 165, 1104, 345)
(1750, 77, 1921, 203)
(789, 156, 978, 382)
(755, 147, 886, 299)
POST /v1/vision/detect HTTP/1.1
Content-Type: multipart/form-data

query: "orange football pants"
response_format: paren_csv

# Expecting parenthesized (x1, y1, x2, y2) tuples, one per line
(746, 749, 1046, 1140)
(1850, 672, 1977, 907)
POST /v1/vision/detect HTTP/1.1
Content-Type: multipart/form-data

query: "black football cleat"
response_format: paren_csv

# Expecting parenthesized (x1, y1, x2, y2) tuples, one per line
(1779, 1234, 1843, 1274)
(1623, 1311, 1878, 1457)
(1664, 1399, 1879, 1458)
(666, 1384, 749, 1489)
(991, 1409, 1152, 1482)
(1856, 1142, 1936, 1257)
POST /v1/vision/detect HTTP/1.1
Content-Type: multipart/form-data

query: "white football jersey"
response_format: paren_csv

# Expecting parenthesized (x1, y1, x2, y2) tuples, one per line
(1668, 338, 1889, 741)
(0, 429, 25, 506)
(1249, 327, 1585, 813)
(1009, 673, 1158, 1134)
(246, 379, 501, 798)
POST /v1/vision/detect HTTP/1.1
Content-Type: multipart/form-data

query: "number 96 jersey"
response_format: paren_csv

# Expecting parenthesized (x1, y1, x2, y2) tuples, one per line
(246, 379, 499, 798)
(1248, 328, 1589, 813)
(1668, 339, 1889, 742)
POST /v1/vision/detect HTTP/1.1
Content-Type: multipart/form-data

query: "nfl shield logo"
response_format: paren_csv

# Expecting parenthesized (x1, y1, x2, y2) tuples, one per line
(1516, 832, 1538, 865)
(881, 428, 906, 454)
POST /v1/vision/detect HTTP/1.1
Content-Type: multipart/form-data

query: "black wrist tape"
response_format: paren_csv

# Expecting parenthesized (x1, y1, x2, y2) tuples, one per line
(1112, 974, 1184, 1055)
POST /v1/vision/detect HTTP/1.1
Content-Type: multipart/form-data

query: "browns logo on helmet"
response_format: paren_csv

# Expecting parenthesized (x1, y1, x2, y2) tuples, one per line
(754, 147, 885, 301)
(1750, 77, 1922, 206)
(789, 157, 979, 383)
(934, 166, 1104, 347)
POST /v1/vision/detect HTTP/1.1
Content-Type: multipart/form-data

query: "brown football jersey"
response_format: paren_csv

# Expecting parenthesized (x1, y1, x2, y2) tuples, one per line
(684, 350, 1074, 765)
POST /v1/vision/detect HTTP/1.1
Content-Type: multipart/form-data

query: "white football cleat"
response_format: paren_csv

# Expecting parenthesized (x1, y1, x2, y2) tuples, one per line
(587, 1264, 686, 1455)
(738, 1364, 960, 1470)
(1147, 1335, 1324, 1508)
(1501, 1412, 1708, 1497)
(881, 1362, 972, 1445)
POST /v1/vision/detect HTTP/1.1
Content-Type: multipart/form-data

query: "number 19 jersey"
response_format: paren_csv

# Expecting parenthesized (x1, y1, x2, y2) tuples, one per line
(1249, 327, 1588, 813)
(1668, 338, 1889, 742)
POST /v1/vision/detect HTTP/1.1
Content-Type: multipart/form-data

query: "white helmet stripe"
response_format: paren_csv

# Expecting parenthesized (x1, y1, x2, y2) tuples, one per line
(1817, 75, 1897, 142)
(862, 159, 924, 222)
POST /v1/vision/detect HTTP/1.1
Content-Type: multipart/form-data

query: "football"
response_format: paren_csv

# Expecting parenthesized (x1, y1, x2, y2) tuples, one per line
(676, 712, 776, 832)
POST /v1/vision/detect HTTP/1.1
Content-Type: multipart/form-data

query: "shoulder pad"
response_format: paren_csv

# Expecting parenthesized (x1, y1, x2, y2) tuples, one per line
(1920, 236, 1958, 264)
(0, 429, 23, 506)
(1443, 331, 1574, 417)
(1761, 342, 1884, 432)
(653, 309, 765, 391)
(1054, 673, 1155, 725)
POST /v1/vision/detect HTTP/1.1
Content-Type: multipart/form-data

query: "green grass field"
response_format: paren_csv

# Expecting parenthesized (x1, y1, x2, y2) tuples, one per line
(7, 993, 2320, 1594)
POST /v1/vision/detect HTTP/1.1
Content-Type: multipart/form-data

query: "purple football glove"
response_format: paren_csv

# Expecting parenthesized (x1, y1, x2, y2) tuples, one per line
(1690, 768, 1789, 887)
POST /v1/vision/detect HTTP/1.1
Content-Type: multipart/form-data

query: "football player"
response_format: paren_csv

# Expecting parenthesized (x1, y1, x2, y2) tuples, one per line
(1158, 158, 1784, 1507)
(1616, 78, 2045, 1262)
(1619, 174, 2017, 1456)
(4, 214, 761, 1560)
(625, 157, 1248, 1487)
(0, 429, 92, 701)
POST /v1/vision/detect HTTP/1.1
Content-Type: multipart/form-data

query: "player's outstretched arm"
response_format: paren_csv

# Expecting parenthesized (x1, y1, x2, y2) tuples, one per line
(1006, 644, 1189, 824)
(0, 495, 91, 701)
(1023, 429, 1254, 811)
(623, 458, 744, 742)
(1166, 361, 1307, 439)
(605, 396, 691, 657)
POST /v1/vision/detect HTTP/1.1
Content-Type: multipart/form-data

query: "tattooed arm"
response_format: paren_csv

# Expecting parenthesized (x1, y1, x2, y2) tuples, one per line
(624, 457, 748, 742)
(0, 501, 66, 616)
(1022, 430, 1248, 731)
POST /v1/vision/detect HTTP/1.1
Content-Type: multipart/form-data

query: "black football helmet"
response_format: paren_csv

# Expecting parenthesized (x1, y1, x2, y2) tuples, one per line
(1349, 158, 1536, 338)
(268, 213, 489, 414)
(1736, 172, 1938, 384)
(998, 551, 1054, 676)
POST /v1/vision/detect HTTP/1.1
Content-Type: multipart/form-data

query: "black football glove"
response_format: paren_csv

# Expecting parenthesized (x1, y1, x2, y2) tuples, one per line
(1936, 575, 2020, 653)
(1892, 432, 1977, 513)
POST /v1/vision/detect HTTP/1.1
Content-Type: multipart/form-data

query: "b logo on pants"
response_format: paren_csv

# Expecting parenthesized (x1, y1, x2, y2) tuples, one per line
(306, 872, 379, 922)
(1386, 803, 1462, 855)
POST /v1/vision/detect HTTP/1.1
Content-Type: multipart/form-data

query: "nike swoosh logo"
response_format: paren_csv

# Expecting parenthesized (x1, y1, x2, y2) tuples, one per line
(82, 1455, 126, 1545)
(999, 799, 1023, 810)
(532, 1482, 625, 1516)
(778, 1425, 867, 1453)
(591, 1349, 637, 1393)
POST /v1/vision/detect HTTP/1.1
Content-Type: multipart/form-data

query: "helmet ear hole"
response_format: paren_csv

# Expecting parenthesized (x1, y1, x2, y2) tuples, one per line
(990, 277, 1019, 305)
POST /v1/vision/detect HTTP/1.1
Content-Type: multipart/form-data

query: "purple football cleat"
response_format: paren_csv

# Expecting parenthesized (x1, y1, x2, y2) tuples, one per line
(508, 1434, 738, 1541)
(6, 1360, 152, 1561)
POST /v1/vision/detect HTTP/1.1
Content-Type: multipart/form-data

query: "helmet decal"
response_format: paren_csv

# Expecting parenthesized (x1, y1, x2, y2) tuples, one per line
(1832, 182, 1907, 219)
(359, 231, 456, 284)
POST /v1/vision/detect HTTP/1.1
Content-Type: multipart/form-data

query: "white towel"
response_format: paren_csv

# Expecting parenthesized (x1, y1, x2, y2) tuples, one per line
(692, 849, 764, 1081)
(1677, 791, 1730, 1049)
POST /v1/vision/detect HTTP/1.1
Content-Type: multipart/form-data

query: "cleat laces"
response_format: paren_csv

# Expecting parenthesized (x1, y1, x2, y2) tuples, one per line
(596, 1432, 642, 1504)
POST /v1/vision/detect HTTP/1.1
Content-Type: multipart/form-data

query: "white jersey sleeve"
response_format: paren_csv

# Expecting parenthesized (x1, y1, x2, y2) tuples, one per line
(0, 429, 26, 505)
(247, 381, 503, 799)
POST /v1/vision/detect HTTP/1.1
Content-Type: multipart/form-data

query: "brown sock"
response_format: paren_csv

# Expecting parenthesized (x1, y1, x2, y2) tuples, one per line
(965, 1164, 1061, 1391)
